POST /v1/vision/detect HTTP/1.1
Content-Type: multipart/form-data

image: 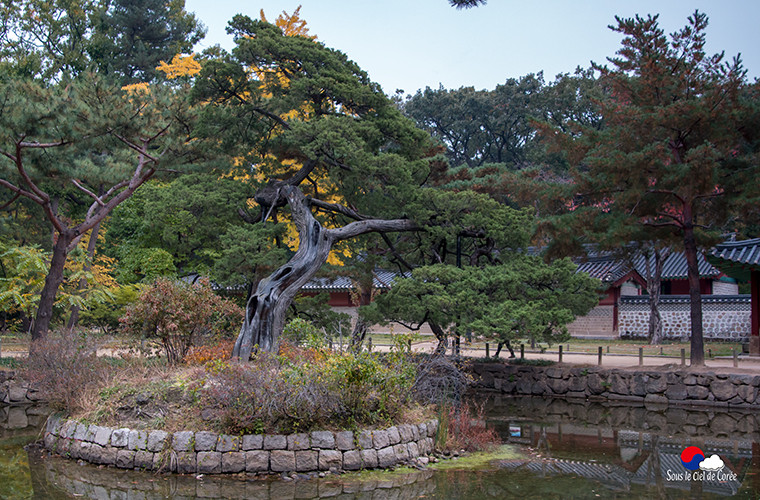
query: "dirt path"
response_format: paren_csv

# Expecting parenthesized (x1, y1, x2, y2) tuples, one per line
(379, 340, 760, 373)
(4, 339, 758, 374)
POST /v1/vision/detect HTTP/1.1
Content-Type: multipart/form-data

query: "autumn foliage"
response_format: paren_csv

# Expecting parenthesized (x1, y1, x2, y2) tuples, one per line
(120, 278, 243, 364)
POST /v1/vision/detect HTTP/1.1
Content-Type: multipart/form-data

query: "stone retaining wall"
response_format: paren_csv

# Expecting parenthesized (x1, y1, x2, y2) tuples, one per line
(0, 371, 41, 404)
(472, 363, 760, 408)
(43, 415, 438, 475)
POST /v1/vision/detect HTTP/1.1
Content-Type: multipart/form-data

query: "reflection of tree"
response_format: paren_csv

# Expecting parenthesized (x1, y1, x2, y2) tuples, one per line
(645, 434, 665, 499)
(536, 426, 551, 455)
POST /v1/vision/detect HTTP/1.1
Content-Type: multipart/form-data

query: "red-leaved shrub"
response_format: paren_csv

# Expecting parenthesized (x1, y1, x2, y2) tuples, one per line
(120, 278, 242, 364)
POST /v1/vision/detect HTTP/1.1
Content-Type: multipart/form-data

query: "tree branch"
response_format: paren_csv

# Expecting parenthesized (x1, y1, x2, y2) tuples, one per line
(0, 178, 44, 205)
(329, 218, 420, 242)
(308, 197, 369, 220)
(71, 179, 105, 206)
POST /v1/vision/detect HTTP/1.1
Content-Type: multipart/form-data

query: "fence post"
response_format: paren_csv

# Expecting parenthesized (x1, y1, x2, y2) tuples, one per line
(639, 347, 643, 366)
(733, 348, 738, 368)
(368, 337, 372, 352)
(680, 348, 685, 366)
(485, 342, 490, 358)
(606, 345, 610, 354)
(598, 346, 603, 366)
(708, 348, 712, 358)
(520, 343, 525, 360)
(408, 339, 412, 352)
(558, 344, 563, 363)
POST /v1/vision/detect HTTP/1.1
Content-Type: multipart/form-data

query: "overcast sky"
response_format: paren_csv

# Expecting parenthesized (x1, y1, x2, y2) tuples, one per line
(184, 0, 760, 96)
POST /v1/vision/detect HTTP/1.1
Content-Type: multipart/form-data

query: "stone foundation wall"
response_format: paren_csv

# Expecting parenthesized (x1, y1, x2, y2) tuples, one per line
(42, 415, 438, 475)
(472, 363, 760, 408)
(618, 295, 751, 340)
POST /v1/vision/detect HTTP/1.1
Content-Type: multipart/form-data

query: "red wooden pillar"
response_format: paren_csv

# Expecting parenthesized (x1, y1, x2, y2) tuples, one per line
(751, 270, 760, 356)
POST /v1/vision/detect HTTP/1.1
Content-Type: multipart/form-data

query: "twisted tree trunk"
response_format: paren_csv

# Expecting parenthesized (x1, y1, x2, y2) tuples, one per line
(233, 185, 418, 360)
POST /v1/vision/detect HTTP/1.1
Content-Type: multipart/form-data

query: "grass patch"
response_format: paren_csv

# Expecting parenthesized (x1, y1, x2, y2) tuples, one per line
(429, 445, 525, 471)
(0, 358, 22, 370)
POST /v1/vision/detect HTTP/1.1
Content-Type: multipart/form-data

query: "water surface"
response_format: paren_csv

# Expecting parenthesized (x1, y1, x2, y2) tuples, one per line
(2, 394, 759, 499)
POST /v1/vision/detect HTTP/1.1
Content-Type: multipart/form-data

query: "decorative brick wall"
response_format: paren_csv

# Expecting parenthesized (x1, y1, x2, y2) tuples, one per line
(42, 416, 438, 475)
(618, 295, 751, 340)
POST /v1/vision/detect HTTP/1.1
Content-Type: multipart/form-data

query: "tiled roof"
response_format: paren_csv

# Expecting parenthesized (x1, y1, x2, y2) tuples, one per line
(633, 251, 721, 281)
(707, 238, 760, 282)
(302, 269, 407, 291)
(575, 257, 633, 284)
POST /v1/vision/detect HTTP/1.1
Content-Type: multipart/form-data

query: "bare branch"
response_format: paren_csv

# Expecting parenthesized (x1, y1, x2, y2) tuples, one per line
(18, 140, 71, 148)
(112, 133, 160, 163)
(0, 193, 20, 211)
(0, 178, 44, 205)
(71, 179, 105, 206)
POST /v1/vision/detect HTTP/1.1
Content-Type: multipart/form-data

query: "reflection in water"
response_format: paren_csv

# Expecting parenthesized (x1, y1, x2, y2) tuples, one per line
(486, 395, 760, 498)
(3, 396, 760, 499)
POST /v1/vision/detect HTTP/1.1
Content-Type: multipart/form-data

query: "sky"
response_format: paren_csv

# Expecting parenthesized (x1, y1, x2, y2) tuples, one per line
(184, 0, 760, 96)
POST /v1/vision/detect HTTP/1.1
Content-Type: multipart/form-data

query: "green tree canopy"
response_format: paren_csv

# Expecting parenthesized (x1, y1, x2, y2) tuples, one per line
(531, 11, 759, 365)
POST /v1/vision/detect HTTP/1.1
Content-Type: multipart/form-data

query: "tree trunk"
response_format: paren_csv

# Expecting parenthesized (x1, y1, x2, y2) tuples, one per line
(683, 224, 705, 366)
(349, 317, 369, 352)
(645, 247, 670, 345)
(348, 283, 373, 352)
(428, 322, 448, 356)
(66, 220, 102, 331)
(31, 232, 74, 341)
(233, 185, 418, 360)
(233, 201, 332, 359)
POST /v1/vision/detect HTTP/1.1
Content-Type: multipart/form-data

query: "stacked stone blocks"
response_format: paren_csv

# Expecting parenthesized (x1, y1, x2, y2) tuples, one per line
(473, 363, 760, 408)
(43, 416, 438, 474)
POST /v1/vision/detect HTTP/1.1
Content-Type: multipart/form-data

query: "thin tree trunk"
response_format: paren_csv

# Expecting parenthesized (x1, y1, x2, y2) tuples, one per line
(645, 247, 670, 345)
(32, 232, 74, 341)
(349, 317, 369, 352)
(66, 220, 102, 331)
(683, 223, 705, 366)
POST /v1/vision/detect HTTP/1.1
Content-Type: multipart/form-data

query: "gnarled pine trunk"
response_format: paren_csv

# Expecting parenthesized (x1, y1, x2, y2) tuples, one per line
(233, 185, 418, 360)
(233, 187, 332, 360)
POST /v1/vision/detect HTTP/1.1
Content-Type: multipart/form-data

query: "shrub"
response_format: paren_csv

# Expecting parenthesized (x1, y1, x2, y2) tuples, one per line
(282, 317, 329, 349)
(438, 401, 499, 453)
(22, 330, 112, 413)
(184, 339, 235, 366)
(120, 278, 243, 365)
(196, 349, 419, 434)
(412, 355, 471, 406)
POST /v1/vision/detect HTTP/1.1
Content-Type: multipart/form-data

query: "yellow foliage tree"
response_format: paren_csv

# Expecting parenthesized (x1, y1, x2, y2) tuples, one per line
(156, 53, 202, 79)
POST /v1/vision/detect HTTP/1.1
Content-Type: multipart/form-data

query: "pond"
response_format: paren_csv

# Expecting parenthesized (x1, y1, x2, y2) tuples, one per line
(1, 394, 759, 499)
